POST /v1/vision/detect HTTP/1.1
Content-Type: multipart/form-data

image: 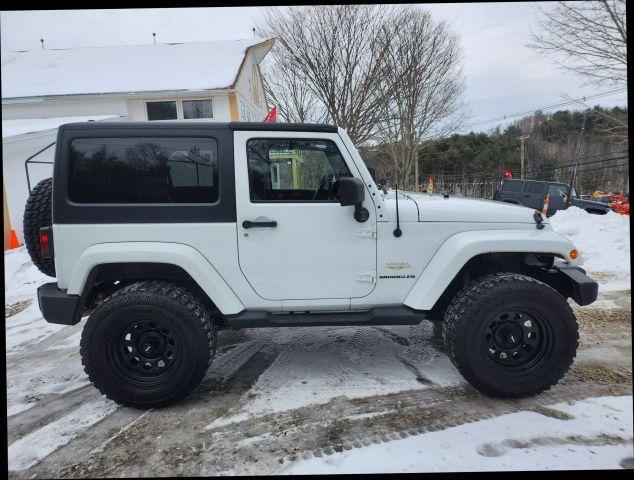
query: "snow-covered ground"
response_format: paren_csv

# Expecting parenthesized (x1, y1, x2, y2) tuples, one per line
(282, 395, 634, 473)
(5, 248, 64, 355)
(4, 206, 632, 476)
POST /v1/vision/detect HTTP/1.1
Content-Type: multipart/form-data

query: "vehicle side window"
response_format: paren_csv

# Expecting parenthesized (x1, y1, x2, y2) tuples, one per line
(68, 137, 218, 203)
(502, 181, 522, 192)
(246, 138, 352, 202)
(548, 184, 568, 198)
(525, 182, 545, 194)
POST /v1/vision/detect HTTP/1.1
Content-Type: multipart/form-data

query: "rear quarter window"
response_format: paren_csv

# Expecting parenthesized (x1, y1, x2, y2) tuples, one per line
(524, 182, 545, 194)
(68, 137, 218, 203)
(502, 180, 523, 192)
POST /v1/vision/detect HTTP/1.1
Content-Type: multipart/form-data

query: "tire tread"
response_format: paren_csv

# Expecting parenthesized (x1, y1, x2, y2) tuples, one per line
(443, 272, 579, 398)
(80, 280, 217, 408)
(22, 177, 55, 277)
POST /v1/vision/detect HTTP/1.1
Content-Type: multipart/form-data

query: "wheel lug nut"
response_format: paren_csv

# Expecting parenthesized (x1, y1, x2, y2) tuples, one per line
(523, 320, 532, 328)
(499, 352, 507, 359)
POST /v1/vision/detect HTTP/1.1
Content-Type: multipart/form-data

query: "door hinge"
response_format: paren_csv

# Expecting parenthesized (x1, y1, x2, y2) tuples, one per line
(357, 228, 376, 239)
(356, 270, 376, 283)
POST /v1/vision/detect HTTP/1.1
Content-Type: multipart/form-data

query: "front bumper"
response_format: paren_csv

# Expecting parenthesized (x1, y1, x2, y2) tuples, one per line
(37, 282, 82, 325)
(553, 264, 599, 306)
(533, 263, 599, 306)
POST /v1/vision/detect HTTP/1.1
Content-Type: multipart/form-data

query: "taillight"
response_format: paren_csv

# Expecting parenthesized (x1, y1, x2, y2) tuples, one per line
(39, 227, 53, 258)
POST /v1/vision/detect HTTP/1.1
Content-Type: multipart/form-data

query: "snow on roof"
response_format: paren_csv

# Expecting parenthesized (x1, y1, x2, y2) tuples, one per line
(2, 115, 121, 139)
(1, 38, 272, 99)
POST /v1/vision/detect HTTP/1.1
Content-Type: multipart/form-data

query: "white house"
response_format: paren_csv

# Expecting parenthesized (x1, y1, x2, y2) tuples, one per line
(2, 37, 275, 246)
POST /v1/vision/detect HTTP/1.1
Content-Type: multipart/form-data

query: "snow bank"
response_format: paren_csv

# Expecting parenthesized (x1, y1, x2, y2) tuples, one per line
(282, 395, 634, 474)
(550, 207, 630, 291)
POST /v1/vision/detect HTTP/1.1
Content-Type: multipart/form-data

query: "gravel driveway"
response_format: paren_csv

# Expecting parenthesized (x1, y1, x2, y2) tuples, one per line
(5, 247, 632, 476)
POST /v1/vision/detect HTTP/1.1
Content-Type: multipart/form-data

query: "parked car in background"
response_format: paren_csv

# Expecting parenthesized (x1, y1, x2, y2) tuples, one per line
(497, 179, 611, 216)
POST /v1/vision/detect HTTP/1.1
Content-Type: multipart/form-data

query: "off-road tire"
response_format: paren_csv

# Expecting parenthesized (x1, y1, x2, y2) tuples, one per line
(23, 177, 55, 277)
(443, 272, 578, 398)
(81, 281, 217, 408)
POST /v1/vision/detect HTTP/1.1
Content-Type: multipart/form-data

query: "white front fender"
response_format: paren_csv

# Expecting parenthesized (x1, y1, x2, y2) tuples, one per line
(403, 229, 577, 311)
(66, 242, 245, 315)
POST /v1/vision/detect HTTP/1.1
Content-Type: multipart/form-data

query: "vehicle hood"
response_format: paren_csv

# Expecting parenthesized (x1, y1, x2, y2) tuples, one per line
(572, 197, 610, 209)
(395, 192, 540, 223)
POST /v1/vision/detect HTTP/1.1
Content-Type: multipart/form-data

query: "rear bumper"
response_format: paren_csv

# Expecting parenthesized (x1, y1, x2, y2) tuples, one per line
(37, 282, 82, 325)
(552, 264, 599, 306)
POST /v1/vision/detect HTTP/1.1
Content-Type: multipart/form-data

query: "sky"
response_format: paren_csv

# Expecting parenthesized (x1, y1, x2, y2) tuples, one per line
(0, 3, 628, 133)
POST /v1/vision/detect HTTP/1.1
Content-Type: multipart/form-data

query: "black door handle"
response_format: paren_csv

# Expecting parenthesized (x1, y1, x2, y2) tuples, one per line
(242, 220, 277, 228)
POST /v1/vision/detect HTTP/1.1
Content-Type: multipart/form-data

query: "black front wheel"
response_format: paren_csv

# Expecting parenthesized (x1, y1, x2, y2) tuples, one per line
(81, 281, 217, 408)
(443, 273, 579, 398)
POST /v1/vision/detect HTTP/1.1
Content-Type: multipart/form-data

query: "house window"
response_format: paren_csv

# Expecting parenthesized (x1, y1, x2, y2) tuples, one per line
(182, 99, 213, 119)
(147, 101, 177, 120)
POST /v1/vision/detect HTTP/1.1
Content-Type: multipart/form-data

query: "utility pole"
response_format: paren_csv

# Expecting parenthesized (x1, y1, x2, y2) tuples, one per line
(567, 112, 587, 206)
(519, 135, 529, 179)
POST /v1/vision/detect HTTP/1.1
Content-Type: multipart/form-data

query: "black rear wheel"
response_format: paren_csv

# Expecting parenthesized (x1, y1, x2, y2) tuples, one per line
(81, 281, 216, 408)
(443, 273, 578, 398)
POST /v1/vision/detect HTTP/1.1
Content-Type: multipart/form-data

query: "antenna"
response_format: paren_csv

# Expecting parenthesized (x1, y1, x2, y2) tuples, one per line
(40, 38, 44, 49)
(393, 184, 402, 237)
(252, 27, 256, 38)
(152, 32, 156, 44)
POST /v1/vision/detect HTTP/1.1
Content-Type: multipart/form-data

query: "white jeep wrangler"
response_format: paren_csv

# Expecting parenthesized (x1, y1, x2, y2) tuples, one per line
(26, 121, 598, 408)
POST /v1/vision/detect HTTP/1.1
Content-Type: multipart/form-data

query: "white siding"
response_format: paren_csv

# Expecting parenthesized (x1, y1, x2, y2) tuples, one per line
(2, 98, 129, 120)
(2, 132, 56, 242)
(234, 51, 268, 121)
(128, 94, 232, 121)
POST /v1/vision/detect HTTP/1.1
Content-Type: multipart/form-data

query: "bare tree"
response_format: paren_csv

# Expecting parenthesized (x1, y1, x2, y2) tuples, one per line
(260, 53, 326, 123)
(528, 1, 627, 87)
(377, 8, 466, 187)
(257, 5, 395, 144)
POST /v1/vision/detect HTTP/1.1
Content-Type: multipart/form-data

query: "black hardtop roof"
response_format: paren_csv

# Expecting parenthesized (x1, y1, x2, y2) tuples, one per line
(59, 121, 339, 133)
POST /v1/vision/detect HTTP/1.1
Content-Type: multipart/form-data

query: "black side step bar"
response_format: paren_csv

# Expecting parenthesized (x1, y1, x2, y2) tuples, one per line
(224, 306, 426, 329)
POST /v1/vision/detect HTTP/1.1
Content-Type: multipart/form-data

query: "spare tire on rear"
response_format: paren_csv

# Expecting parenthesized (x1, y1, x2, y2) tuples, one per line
(23, 177, 55, 277)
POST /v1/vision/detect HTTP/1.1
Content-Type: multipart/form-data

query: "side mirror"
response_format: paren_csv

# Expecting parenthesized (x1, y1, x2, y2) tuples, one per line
(338, 177, 365, 206)
(338, 177, 369, 223)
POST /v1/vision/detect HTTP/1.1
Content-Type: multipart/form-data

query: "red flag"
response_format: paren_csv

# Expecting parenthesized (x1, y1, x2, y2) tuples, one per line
(504, 167, 513, 178)
(263, 106, 277, 123)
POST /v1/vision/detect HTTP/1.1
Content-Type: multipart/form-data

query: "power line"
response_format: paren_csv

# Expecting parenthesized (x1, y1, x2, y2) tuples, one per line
(420, 156, 629, 180)
(419, 148, 628, 168)
(523, 154, 629, 174)
(459, 88, 627, 130)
